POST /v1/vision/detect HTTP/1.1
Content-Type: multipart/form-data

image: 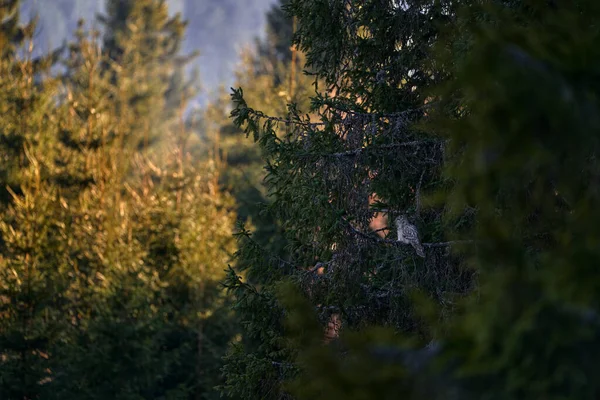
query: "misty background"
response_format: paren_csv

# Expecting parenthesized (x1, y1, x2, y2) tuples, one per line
(20, 0, 276, 103)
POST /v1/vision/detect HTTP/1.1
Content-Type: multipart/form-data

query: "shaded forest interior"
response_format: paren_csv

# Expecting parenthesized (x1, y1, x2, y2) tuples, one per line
(1, 0, 600, 399)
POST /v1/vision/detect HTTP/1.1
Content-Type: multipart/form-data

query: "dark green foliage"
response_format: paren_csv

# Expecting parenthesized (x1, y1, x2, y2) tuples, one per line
(222, 1, 467, 398)
(201, 0, 317, 285)
(214, 3, 329, 397)
(222, 0, 600, 399)
(426, 1, 600, 398)
(259, 0, 294, 65)
(277, 282, 433, 400)
(220, 267, 295, 399)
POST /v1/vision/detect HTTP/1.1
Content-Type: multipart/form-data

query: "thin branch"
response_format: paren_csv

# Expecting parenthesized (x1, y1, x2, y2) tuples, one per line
(343, 217, 473, 248)
(241, 231, 300, 270)
(306, 261, 330, 274)
(321, 100, 437, 120)
(271, 361, 294, 369)
(242, 101, 437, 130)
(326, 141, 437, 158)
(371, 227, 389, 234)
(415, 170, 425, 216)
(370, 208, 392, 213)
(422, 241, 474, 248)
(245, 109, 326, 127)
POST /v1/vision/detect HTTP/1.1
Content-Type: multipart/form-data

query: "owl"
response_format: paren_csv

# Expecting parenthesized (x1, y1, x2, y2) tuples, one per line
(395, 215, 425, 258)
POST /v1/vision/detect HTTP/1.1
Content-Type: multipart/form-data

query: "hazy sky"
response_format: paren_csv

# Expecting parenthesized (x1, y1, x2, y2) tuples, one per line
(20, 0, 276, 100)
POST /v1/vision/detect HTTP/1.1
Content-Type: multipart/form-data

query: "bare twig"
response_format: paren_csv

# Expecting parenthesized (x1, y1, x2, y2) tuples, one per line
(306, 261, 329, 274)
(415, 170, 425, 216)
(371, 227, 389, 234)
(271, 361, 294, 368)
(422, 241, 474, 248)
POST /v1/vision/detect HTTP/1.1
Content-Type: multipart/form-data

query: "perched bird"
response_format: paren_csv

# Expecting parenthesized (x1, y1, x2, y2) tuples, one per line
(395, 215, 425, 258)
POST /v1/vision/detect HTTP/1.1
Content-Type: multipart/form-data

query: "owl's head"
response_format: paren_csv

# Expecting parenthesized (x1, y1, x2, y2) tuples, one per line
(395, 215, 408, 228)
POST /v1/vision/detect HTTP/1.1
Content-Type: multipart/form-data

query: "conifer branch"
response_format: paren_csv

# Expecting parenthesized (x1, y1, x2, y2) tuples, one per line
(242, 109, 326, 127)
(237, 102, 438, 130)
(320, 100, 437, 120)
(326, 141, 437, 158)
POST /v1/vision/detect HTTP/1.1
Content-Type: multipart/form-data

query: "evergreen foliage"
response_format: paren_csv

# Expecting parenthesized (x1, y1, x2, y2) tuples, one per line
(98, 0, 195, 151)
(222, 0, 463, 398)
(0, 0, 60, 207)
(0, 161, 70, 399)
(20, 0, 276, 91)
(202, 0, 316, 266)
(0, 3, 237, 398)
(426, 1, 600, 398)
(222, 0, 600, 399)
(0, 0, 35, 58)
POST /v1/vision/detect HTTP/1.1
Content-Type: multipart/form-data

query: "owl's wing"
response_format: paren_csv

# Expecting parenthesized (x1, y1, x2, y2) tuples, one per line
(404, 224, 420, 241)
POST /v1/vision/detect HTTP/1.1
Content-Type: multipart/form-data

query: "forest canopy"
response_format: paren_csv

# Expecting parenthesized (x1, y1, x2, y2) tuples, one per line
(19, 0, 275, 94)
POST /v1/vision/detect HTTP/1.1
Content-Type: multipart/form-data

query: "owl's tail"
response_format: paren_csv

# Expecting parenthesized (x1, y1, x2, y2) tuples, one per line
(413, 242, 425, 258)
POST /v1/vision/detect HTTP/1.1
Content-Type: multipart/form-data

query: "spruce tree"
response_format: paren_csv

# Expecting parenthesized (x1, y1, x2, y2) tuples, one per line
(0, 0, 35, 58)
(46, 21, 237, 399)
(0, 0, 60, 207)
(99, 0, 193, 152)
(0, 8, 237, 398)
(0, 7, 65, 395)
(0, 159, 71, 399)
(204, 0, 315, 260)
(221, 0, 463, 398)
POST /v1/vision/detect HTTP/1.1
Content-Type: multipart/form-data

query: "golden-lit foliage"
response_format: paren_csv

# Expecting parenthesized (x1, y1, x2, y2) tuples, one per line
(0, 2, 237, 398)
